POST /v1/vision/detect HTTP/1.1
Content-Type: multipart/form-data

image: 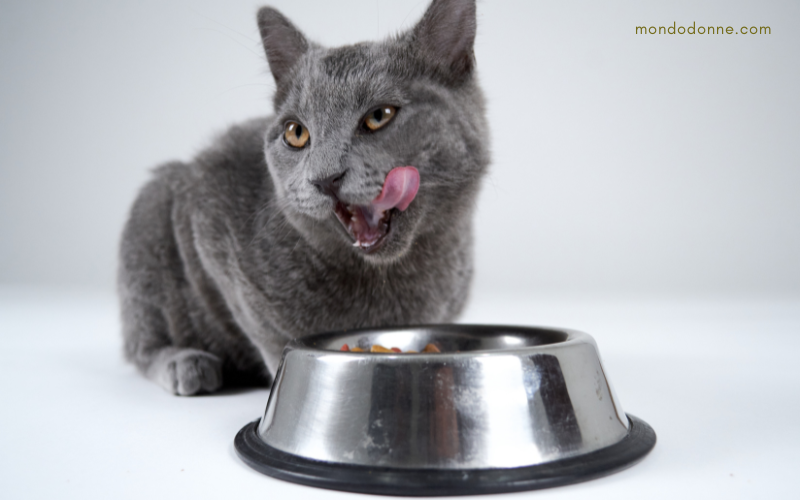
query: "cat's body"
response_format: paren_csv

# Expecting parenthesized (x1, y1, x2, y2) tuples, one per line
(119, 0, 489, 395)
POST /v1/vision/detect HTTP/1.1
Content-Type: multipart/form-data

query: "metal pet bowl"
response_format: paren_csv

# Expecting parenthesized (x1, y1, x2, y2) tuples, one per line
(235, 325, 655, 495)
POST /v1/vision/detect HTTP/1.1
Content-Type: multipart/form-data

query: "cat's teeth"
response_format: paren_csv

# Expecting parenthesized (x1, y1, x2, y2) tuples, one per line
(353, 239, 375, 249)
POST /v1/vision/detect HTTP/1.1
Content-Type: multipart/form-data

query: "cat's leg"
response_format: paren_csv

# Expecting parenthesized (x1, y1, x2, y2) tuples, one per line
(154, 348, 222, 396)
(120, 297, 223, 396)
(118, 164, 223, 396)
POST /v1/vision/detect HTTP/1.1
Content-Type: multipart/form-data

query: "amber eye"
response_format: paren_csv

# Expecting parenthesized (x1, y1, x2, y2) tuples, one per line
(284, 121, 309, 148)
(362, 105, 397, 132)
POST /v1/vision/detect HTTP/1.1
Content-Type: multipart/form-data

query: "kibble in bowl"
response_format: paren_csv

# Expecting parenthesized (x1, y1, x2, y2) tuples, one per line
(339, 343, 441, 353)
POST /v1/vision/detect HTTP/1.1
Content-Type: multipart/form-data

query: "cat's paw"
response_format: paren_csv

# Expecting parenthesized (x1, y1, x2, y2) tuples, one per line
(151, 349, 223, 396)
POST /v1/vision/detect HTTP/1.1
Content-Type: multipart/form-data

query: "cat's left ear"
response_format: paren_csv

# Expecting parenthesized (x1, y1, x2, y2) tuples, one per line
(257, 7, 309, 87)
(411, 0, 477, 84)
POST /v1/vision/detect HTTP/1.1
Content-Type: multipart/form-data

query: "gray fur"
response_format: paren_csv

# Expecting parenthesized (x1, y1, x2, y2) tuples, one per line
(118, 0, 489, 395)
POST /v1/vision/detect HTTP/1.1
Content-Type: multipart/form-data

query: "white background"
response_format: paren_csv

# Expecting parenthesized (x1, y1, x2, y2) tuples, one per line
(1, 0, 798, 297)
(1, 1, 799, 499)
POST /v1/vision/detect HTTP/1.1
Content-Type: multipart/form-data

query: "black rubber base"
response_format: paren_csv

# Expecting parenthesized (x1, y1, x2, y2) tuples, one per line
(234, 414, 656, 496)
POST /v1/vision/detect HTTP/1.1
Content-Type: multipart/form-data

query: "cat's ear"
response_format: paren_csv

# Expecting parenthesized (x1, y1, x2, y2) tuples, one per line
(257, 7, 309, 87)
(412, 0, 477, 83)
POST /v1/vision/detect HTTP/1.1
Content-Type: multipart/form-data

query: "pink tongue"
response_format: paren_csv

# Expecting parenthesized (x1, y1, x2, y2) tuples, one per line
(371, 166, 420, 212)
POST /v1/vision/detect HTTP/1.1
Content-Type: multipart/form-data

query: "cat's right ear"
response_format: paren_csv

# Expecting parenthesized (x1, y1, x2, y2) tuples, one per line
(257, 7, 309, 88)
(412, 0, 477, 84)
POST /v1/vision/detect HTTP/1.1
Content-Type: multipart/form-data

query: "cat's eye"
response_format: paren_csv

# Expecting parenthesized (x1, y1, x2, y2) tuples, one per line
(362, 105, 397, 132)
(284, 121, 310, 149)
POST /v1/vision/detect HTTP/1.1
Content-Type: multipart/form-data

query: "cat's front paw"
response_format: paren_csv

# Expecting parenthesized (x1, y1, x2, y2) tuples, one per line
(151, 349, 223, 396)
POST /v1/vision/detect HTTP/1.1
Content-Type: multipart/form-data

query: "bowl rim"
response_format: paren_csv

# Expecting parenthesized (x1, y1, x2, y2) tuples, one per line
(287, 323, 594, 358)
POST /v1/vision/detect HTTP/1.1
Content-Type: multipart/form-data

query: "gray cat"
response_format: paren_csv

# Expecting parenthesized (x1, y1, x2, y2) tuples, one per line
(118, 0, 489, 395)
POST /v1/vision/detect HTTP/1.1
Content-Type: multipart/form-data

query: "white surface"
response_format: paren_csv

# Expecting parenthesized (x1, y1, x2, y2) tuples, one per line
(2, 0, 799, 296)
(1, 287, 798, 499)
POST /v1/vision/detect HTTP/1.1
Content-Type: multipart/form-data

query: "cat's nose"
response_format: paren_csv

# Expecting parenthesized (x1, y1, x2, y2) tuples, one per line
(311, 171, 347, 197)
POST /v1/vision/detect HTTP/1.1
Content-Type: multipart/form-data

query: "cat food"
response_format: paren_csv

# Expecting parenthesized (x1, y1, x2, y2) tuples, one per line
(339, 343, 441, 353)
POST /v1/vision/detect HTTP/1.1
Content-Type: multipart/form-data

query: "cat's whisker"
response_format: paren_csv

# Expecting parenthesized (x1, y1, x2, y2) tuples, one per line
(193, 26, 266, 61)
(192, 10, 261, 43)
(212, 83, 274, 100)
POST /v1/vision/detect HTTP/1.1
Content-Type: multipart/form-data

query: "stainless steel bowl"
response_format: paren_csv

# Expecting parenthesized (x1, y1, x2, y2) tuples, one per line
(235, 325, 655, 495)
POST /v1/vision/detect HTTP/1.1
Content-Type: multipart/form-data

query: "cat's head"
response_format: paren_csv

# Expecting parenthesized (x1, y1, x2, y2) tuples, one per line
(258, 0, 488, 264)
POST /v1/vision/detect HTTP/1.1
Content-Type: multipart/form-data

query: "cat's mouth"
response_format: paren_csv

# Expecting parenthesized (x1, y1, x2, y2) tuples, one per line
(333, 203, 394, 252)
(332, 166, 420, 253)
